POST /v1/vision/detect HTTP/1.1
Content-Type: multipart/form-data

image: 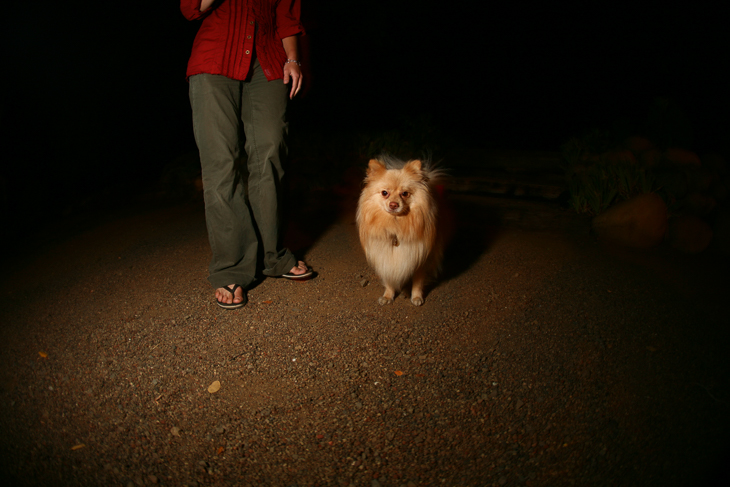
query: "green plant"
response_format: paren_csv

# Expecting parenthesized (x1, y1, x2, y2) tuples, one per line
(563, 133, 656, 216)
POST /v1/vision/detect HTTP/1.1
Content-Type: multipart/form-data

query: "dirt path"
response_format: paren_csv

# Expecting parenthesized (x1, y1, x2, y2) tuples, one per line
(0, 192, 728, 486)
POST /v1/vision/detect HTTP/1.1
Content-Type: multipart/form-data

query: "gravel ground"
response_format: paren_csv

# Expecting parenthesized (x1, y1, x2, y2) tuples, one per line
(0, 190, 728, 487)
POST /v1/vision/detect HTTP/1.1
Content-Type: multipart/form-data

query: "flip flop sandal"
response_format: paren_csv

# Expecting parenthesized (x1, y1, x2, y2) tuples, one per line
(281, 263, 313, 280)
(216, 284, 247, 309)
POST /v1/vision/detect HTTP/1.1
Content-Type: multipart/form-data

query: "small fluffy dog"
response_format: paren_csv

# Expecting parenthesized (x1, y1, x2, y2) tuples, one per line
(356, 154, 445, 306)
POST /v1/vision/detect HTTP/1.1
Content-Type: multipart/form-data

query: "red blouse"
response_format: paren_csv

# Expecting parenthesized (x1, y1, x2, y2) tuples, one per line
(180, 0, 304, 81)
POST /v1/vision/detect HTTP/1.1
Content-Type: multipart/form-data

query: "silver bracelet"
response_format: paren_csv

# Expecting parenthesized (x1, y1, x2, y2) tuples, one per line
(285, 59, 301, 66)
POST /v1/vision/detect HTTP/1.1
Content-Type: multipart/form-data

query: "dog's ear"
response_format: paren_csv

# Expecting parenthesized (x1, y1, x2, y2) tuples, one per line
(404, 159, 424, 178)
(407, 159, 423, 171)
(366, 159, 386, 177)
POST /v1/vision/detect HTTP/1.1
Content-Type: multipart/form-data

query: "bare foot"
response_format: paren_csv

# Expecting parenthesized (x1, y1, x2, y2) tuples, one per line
(216, 284, 245, 306)
(288, 261, 309, 276)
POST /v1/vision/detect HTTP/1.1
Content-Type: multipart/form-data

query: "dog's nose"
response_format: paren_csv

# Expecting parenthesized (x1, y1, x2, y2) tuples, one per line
(389, 201, 399, 210)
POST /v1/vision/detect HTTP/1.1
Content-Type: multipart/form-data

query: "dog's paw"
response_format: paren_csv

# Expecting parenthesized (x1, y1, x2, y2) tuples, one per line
(378, 296, 393, 305)
(410, 296, 424, 306)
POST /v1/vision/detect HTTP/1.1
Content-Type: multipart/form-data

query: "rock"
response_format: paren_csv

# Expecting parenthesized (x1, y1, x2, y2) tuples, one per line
(625, 136, 654, 153)
(667, 215, 713, 253)
(665, 148, 701, 166)
(702, 153, 727, 175)
(709, 180, 728, 201)
(710, 204, 730, 255)
(683, 192, 716, 215)
(592, 193, 668, 248)
(655, 168, 688, 199)
(207, 380, 221, 393)
(603, 150, 636, 165)
(639, 148, 663, 168)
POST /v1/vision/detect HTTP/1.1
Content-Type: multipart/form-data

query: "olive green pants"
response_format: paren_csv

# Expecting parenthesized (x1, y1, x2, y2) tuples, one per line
(189, 61, 296, 289)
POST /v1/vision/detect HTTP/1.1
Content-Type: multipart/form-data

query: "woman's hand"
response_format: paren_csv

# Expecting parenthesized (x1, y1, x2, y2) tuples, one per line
(282, 35, 302, 99)
(283, 61, 303, 99)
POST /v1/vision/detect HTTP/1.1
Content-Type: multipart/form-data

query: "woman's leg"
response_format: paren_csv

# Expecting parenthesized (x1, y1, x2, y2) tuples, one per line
(189, 74, 258, 293)
(240, 60, 298, 277)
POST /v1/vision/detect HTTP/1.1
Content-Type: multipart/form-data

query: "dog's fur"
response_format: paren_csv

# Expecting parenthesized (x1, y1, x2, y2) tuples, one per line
(356, 154, 445, 306)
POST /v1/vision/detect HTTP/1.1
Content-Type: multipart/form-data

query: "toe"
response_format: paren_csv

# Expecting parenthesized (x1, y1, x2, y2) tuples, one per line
(289, 261, 308, 276)
(217, 285, 241, 304)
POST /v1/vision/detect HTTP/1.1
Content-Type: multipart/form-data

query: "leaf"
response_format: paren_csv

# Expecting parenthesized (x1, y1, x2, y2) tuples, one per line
(38, 352, 48, 358)
(394, 370, 404, 376)
(71, 444, 85, 450)
(208, 380, 221, 393)
(262, 300, 273, 304)
(217, 446, 225, 455)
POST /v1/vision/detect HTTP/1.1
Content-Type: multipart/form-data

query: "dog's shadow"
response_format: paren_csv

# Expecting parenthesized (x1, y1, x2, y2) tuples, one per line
(439, 195, 502, 282)
(278, 165, 362, 261)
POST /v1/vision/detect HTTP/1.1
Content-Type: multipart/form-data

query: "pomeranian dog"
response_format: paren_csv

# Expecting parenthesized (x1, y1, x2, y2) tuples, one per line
(356, 154, 445, 306)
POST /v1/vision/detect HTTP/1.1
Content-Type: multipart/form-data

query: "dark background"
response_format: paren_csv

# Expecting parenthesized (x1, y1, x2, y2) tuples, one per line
(1, 1, 728, 230)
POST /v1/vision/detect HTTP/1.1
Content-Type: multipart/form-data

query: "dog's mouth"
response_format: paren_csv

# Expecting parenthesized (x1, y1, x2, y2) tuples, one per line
(386, 205, 408, 216)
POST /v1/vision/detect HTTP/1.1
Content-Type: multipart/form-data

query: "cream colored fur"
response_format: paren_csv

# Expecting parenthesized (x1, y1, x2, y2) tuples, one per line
(356, 157, 443, 306)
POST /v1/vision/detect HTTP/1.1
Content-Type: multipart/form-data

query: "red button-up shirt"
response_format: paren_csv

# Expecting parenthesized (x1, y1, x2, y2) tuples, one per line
(180, 0, 304, 81)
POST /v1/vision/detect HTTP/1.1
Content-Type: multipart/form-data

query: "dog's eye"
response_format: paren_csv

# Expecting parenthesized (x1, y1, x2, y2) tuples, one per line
(381, 190, 389, 197)
(401, 191, 410, 198)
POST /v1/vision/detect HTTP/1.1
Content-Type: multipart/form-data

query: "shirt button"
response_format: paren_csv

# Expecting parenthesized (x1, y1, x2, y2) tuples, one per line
(245, 50, 250, 55)
(247, 35, 251, 39)
(249, 20, 254, 24)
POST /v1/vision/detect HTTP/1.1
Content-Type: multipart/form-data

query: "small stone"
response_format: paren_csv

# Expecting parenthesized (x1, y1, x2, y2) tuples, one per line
(208, 380, 221, 393)
(360, 279, 369, 287)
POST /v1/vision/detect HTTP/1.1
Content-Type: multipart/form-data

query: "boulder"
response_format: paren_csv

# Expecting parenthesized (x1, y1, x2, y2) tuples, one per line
(592, 193, 668, 248)
(685, 166, 715, 193)
(667, 215, 713, 253)
(603, 150, 636, 165)
(639, 148, 663, 168)
(665, 148, 701, 166)
(709, 179, 728, 202)
(655, 168, 688, 199)
(702, 153, 727, 176)
(625, 136, 654, 153)
(711, 204, 730, 255)
(682, 192, 716, 215)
